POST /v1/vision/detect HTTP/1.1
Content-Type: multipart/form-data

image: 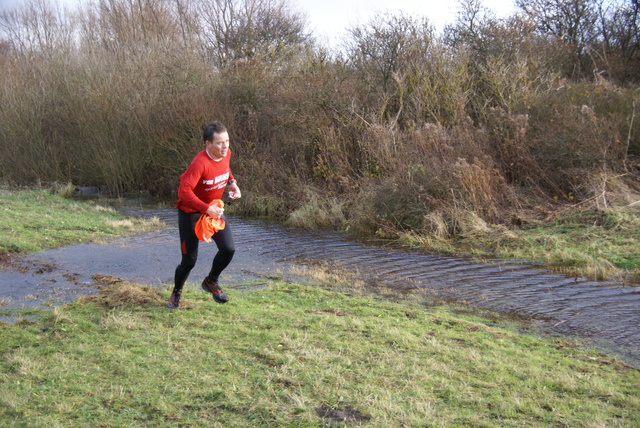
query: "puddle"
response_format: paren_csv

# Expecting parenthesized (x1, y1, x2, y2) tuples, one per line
(1, 208, 638, 367)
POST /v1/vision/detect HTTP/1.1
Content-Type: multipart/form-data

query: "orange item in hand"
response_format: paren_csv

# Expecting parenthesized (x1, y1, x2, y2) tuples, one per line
(194, 200, 225, 243)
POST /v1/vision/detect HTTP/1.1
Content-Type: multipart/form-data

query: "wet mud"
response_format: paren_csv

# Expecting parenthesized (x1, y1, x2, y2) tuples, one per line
(1, 208, 638, 366)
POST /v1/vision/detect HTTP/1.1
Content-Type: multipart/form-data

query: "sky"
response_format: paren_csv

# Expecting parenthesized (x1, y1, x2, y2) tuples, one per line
(1, 0, 517, 47)
(295, 0, 516, 46)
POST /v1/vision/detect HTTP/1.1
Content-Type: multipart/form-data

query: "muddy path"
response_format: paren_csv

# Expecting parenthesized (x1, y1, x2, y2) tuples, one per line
(1, 208, 639, 367)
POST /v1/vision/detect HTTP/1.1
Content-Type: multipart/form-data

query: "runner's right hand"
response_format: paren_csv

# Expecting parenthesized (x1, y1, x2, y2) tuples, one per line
(206, 204, 224, 218)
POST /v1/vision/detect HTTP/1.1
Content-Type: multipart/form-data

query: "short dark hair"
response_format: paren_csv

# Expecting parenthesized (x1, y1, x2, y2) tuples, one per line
(203, 121, 227, 143)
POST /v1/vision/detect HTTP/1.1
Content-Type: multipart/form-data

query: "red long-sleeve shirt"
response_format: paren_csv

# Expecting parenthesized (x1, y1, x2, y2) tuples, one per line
(175, 149, 234, 214)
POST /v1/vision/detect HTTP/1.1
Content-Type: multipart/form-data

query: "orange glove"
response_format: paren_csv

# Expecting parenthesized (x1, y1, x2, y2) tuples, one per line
(194, 200, 225, 243)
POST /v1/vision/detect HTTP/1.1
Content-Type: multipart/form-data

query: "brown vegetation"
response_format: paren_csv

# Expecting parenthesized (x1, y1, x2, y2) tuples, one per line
(79, 274, 164, 308)
(1, 0, 639, 239)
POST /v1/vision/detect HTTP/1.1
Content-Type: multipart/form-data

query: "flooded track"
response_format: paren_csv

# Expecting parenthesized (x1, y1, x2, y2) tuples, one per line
(1, 208, 638, 366)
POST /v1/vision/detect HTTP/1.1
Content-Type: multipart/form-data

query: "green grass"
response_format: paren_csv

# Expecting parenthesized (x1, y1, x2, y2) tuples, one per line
(0, 187, 638, 426)
(484, 209, 640, 282)
(0, 187, 163, 254)
(1, 278, 638, 427)
(400, 207, 640, 283)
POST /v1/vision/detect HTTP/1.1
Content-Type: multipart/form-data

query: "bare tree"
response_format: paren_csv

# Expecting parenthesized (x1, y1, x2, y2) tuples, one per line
(74, 0, 187, 58)
(346, 12, 433, 95)
(195, 0, 310, 66)
(515, 0, 602, 76)
(516, 0, 600, 45)
(344, 12, 446, 129)
(0, 0, 75, 56)
(444, 0, 495, 54)
(598, 0, 640, 80)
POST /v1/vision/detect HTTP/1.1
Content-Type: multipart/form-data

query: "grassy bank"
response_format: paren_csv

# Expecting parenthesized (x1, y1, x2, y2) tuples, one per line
(0, 186, 162, 255)
(1, 277, 638, 427)
(395, 205, 640, 283)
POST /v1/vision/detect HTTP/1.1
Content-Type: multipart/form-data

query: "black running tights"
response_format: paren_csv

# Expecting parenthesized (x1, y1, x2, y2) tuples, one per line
(173, 209, 235, 294)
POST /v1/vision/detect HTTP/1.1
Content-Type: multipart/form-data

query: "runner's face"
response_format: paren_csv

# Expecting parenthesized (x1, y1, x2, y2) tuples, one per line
(206, 131, 229, 160)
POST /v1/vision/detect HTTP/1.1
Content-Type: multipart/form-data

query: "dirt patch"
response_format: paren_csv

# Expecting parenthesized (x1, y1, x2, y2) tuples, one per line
(0, 251, 27, 273)
(62, 272, 81, 284)
(78, 274, 164, 309)
(316, 404, 370, 425)
(34, 262, 56, 274)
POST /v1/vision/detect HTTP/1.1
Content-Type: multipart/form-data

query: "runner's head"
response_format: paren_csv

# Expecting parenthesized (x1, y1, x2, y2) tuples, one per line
(203, 122, 229, 160)
(203, 121, 227, 144)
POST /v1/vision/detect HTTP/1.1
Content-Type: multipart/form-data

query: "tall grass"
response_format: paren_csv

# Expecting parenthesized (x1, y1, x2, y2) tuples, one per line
(1, 0, 638, 238)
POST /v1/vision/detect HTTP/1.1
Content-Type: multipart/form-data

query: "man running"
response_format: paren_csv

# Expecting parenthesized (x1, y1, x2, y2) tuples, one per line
(167, 121, 241, 308)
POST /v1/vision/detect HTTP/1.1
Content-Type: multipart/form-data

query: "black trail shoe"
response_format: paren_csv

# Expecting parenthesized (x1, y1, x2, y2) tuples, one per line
(201, 278, 229, 303)
(167, 292, 181, 309)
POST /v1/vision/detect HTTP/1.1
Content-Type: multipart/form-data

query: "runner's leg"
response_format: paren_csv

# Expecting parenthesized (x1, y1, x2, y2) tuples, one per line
(173, 210, 201, 294)
(205, 220, 235, 283)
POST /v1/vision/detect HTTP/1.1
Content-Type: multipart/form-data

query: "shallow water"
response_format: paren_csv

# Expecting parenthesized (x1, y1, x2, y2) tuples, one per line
(1, 208, 638, 366)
